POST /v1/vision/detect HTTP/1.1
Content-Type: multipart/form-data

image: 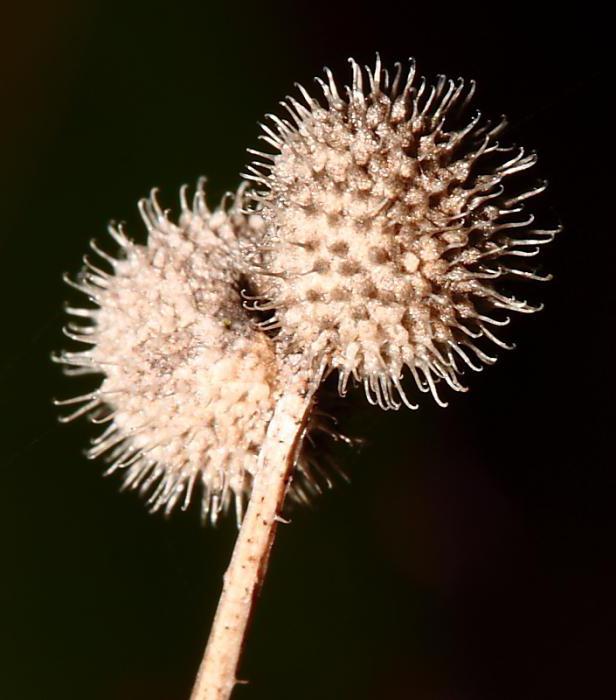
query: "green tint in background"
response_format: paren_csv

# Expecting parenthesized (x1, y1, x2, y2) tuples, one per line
(1, 2, 613, 698)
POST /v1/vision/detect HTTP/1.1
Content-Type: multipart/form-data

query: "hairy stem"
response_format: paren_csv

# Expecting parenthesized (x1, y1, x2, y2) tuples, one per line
(190, 368, 314, 700)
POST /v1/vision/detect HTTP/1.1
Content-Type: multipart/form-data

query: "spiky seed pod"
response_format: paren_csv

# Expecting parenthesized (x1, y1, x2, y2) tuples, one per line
(54, 181, 282, 525)
(245, 56, 559, 409)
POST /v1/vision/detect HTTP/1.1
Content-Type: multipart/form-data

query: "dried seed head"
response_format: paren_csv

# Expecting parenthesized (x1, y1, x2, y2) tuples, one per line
(54, 180, 279, 525)
(246, 56, 558, 409)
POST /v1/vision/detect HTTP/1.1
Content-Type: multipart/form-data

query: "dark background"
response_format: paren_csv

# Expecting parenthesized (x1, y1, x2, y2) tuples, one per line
(1, 2, 613, 699)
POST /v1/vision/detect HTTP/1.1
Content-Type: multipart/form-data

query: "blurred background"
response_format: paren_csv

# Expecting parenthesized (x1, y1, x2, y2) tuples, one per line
(1, 2, 613, 698)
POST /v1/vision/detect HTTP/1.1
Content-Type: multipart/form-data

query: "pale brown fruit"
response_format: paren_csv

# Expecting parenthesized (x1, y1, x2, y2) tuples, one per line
(244, 56, 558, 409)
(54, 181, 279, 524)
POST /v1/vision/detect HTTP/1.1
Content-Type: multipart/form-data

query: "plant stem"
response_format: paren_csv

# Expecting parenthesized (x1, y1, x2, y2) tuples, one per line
(190, 368, 314, 700)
